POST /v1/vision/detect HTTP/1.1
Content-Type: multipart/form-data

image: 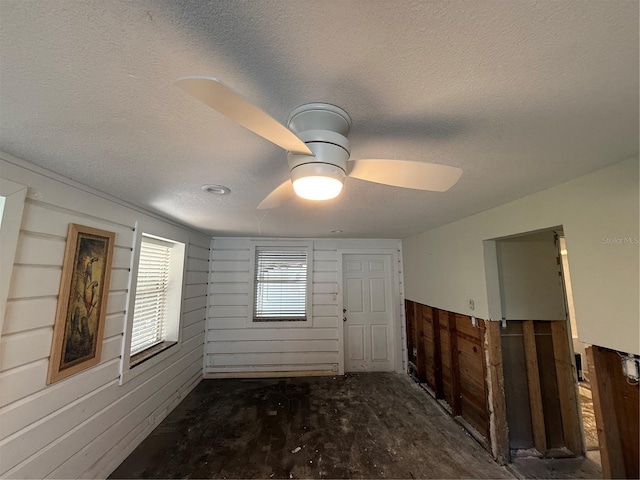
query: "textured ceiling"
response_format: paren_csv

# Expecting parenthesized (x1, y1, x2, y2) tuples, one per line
(0, 0, 637, 238)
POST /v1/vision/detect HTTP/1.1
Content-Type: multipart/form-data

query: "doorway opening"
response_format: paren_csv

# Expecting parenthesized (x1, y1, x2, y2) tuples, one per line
(557, 235, 600, 463)
(487, 227, 601, 477)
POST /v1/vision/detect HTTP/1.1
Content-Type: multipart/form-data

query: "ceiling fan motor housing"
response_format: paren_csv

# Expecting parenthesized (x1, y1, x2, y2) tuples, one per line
(286, 103, 352, 178)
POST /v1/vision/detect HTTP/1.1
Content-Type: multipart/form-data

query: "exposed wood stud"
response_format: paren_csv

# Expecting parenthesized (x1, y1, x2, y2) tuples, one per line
(479, 319, 490, 437)
(416, 303, 428, 383)
(448, 311, 462, 416)
(586, 346, 622, 479)
(420, 305, 436, 392)
(405, 300, 416, 370)
(432, 307, 444, 399)
(587, 346, 640, 479)
(485, 320, 509, 465)
(522, 320, 547, 454)
(550, 320, 583, 455)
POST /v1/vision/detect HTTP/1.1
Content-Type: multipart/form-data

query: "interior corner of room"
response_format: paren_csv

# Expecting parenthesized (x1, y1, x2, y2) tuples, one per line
(2, 151, 637, 479)
(0, 1, 638, 479)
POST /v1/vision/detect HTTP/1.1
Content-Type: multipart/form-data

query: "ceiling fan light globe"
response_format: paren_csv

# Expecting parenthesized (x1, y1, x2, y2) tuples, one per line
(291, 162, 345, 201)
(293, 176, 344, 200)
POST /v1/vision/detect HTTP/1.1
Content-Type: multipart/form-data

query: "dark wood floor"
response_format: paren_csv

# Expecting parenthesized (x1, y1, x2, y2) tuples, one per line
(109, 372, 514, 479)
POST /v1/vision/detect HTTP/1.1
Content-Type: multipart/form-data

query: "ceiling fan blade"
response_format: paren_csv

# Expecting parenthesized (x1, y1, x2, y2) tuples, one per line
(176, 77, 313, 156)
(257, 180, 295, 209)
(349, 159, 462, 192)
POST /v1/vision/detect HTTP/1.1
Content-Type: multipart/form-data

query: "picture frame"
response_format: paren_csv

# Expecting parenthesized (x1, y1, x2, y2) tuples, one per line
(47, 223, 115, 384)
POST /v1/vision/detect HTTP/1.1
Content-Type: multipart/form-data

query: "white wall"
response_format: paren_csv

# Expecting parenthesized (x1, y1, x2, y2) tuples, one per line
(496, 231, 566, 320)
(206, 237, 404, 376)
(403, 157, 639, 355)
(0, 153, 210, 479)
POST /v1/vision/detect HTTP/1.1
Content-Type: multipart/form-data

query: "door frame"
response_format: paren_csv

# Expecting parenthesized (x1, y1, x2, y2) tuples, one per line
(484, 228, 584, 457)
(337, 248, 403, 375)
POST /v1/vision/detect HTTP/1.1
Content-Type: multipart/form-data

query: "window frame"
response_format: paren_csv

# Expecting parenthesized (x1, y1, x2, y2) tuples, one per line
(0, 178, 28, 341)
(120, 224, 187, 384)
(247, 240, 313, 328)
(129, 235, 180, 359)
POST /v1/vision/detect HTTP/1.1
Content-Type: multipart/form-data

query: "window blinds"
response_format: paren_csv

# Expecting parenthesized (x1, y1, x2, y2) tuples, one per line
(131, 240, 171, 354)
(254, 247, 308, 321)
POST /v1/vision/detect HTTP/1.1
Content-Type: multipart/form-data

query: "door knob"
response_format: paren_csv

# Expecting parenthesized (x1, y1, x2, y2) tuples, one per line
(343, 308, 347, 313)
(343, 316, 347, 322)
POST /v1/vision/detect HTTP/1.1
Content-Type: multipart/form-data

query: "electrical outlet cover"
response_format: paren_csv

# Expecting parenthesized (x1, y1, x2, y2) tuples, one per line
(623, 356, 640, 381)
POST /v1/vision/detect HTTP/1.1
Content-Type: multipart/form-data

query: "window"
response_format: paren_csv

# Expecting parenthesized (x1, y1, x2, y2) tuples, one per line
(129, 234, 185, 366)
(253, 245, 311, 322)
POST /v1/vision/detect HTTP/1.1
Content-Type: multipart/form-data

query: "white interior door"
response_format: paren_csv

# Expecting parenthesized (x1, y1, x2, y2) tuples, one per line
(343, 254, 394, 372)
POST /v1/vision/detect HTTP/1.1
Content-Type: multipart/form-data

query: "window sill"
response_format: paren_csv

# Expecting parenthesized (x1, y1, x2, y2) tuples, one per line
(247, 316, 313, 328)
(130, 341, 178, 368)
(253, 317, 307, 323)
(120, 340, 181, 385)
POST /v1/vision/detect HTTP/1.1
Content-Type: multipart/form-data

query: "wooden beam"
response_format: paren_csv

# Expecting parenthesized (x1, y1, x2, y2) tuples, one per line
(586, 346, 626, 479)
(550, 320, 583, 455)
(522, 320, 547, 455)
(448, 311, 462, 416)
(405, 300, 416, 369)
(485, 320, 509, 465)
(432, 307, 444, 399)
(421, 306, 436, 392)
(415, 303, 427, 383)
(479, 319, 491, 438)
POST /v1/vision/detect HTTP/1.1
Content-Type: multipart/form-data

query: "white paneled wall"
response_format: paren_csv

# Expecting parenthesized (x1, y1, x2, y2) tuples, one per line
(206, 237, 404, 376)
(0, 153, 209, 479)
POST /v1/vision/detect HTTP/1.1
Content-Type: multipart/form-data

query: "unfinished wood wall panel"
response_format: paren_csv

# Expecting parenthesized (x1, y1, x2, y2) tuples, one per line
(522, 320, 546, 454)
(431, 308, 444, 398)
(415, 302, 428, 382)
(455, 314, 489, 438)
(500, 319, 584, 458)
(403, 301, 492, 445)
(437, 309, 454, 409)
(534, 322, 564, 449)
(405, 300, 417, 369)
(447, 312, 462, 416)
(587, 346, 639, 479)
(420, 305, 438, 393)
(0, 157, 209, 479)
(485, 320, 509, 465)
(501, 321, 534, 450)
(550, 320, 583, 455)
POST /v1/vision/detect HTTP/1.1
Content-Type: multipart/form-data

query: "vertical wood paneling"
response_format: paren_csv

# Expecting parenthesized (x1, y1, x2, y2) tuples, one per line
(404, 300, 416, 369)
(587, 346, 639, 480)
(420, 305, 436, 390)
(404, 301, 494, 457)
(447, 311, 462, 416)
(415, 303, 427, 382)
(455, 313, 489, 438)
(438, 309, 453, 408)
(432, 307, 444, 399)
(0, 157, 209, 479)
(522, 320, 546, 454)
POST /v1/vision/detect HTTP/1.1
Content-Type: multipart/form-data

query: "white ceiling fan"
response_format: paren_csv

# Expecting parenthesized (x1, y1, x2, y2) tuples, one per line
(176, 77, 463, 209)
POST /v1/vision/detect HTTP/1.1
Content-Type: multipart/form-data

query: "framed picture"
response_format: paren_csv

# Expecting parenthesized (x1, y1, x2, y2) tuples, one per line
(47, 224, 115, 384)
